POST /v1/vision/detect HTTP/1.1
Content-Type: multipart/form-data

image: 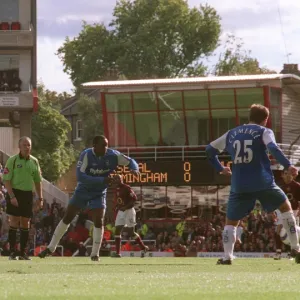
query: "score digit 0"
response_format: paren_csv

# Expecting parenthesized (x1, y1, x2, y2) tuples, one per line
(183, 162, 191, 183)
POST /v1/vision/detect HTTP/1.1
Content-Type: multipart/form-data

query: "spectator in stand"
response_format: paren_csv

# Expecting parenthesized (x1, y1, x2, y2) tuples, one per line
(144, 228, 156, 241)
(171, 231, 184, 246)
(176, 216, 186, 237)
(51, 198, 59, 215)
(0, 72, 9, 91)
(77, 242, 88, 257)
(10, 72, 22, 92)
(186, 227, 195, 244)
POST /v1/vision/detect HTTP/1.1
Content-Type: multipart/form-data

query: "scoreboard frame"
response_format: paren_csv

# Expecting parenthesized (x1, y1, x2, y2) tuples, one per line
(116, 159, 231, 186)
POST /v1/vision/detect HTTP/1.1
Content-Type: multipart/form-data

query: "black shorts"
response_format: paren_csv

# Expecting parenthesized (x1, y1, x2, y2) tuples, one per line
(6, 189, 33, 218)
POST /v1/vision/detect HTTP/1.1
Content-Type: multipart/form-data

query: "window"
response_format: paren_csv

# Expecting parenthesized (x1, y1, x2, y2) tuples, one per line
(236, 88, 264, 108)
(184, 90, 209, 109)
(185, 110, 210, 145)
(210, 89, 235, 108)
(157, 91, 182, 110)
(75, 120, 83, 140)
(105, 94, 132, 113)
(107, 113, 136, 146)
(237, 108, 249, 125)
(135, 112, 160, 146)
(0, 0, 19, 22)
(133, 92, 157, 111)
(0, 55, 20, 92)
(270, 88, 281, 107)
(271, 108, 281, 142)
(160, 111, 185, 145)
(211, 109, 236, 138)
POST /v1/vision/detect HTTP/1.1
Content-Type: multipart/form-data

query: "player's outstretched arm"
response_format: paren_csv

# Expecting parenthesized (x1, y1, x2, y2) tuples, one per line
(206, 132, 228, 173)
(263, 129, 292, 169)
(76, 152, 109, 184)
(116, 151, 139, 172)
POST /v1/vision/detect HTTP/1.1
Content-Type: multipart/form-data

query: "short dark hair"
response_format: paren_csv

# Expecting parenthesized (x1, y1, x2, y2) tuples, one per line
(249, 104, 269, 124)
(93, 135, 107, 145)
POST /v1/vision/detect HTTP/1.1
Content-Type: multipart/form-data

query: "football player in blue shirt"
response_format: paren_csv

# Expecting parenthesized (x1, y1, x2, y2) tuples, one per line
(206, 104, 300, 264)
(39, 135, 139, 261)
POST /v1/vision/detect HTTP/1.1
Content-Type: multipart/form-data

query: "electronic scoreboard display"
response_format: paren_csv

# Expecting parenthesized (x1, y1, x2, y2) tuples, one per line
(116, 160, 231, 186)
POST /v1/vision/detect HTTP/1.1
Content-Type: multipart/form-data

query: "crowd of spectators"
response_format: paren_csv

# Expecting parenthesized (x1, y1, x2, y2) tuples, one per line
(0, 71, 22, 92)
(106, 207, 287, 257)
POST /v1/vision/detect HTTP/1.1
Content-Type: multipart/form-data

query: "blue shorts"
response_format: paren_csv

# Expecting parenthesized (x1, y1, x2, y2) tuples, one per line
(69, 190, 106, 210)
(227, 187, 287, 221)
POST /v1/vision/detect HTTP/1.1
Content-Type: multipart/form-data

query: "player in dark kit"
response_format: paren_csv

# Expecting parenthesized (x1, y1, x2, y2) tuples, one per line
(280, 170, 300, 224)
(274, 170, 300, 259)
(113, 175, 148, 258)
(206, 104, 300, 265)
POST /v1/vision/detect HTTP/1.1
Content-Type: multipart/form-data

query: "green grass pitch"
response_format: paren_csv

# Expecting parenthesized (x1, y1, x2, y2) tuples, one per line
(0, 257, 300, 299)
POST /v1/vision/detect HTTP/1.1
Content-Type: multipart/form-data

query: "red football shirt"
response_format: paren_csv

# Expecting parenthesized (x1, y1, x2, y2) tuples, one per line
(281, 180, 300, 210)
(115, 183, 136, 210)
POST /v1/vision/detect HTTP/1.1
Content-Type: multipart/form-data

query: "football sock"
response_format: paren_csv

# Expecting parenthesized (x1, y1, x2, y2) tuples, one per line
(115, 235, 121, 254)
(281, 211, 300, 251)
(8, 226, 17, 253)
(222, 225, 236, 260)
(20, 228, 29, 253)
(133, 232, 146, 250)
(91, 226, 104, 257)
(48, 220, 70, 252)
(275, 233, 282, 252)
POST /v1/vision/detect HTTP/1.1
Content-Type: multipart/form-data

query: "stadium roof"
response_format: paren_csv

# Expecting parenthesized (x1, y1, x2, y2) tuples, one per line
(82, 74, 300, 89)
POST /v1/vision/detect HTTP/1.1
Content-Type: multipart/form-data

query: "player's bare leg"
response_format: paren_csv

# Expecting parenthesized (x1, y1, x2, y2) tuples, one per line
(113, 225, 124, 257)
(217, 218, 239, 265)
(39, 204, 80, 258)
(90, 208, 105, 261)
(279, 200, 300, 263)
(128, 227, 149, 258)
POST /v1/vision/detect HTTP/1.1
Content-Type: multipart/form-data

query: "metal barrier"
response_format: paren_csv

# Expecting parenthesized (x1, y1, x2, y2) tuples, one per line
(115, 143, 300, 164)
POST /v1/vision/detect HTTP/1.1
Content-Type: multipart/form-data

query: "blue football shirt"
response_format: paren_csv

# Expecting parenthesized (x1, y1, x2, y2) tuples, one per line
(75, 148, 138, 193)
(207, 124, 291, 193)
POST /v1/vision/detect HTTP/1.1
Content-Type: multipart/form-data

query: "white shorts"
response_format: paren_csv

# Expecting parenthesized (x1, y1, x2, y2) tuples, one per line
(115, 208, 136, 228)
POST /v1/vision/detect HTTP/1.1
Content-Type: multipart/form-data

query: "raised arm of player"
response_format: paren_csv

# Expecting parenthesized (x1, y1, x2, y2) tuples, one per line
(206, 132, 228, 173)
(116, 152, 139, 173)
(76, 151, 108, 184)
(262, 129, 291, 169)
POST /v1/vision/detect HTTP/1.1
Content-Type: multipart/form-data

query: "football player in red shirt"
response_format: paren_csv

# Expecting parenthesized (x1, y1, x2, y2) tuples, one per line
(113, 175, 148, 257)
(274, 170, 300, 260)
(281, 170, 300, 225)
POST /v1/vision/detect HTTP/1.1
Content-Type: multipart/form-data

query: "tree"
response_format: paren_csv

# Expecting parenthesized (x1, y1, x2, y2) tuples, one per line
(57, 23, 116, 88)
(31, 84, 77, 182)
(213, 35, 277, 76)
(77, 94, 104, 146)
(57, 0, 221, 87)
(111, 0, 221, 79)
(44, 90, 73, 110)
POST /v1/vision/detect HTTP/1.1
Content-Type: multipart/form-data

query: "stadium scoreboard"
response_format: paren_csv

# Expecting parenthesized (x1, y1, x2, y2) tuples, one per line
(116, 160, 231, 186)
